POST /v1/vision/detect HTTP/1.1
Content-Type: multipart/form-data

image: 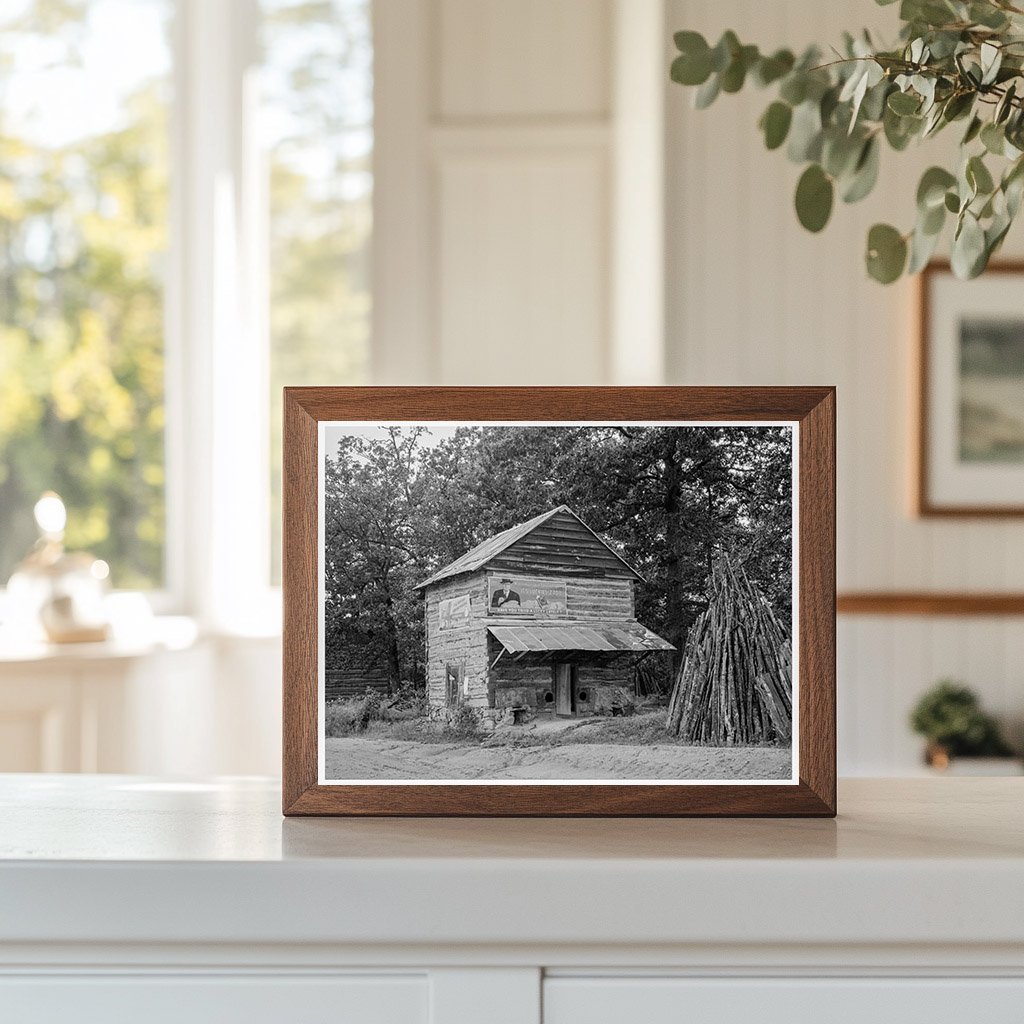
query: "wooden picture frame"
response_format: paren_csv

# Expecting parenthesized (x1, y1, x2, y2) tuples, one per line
(283, 387, 836, 817)
(916, 260, 1024, 517)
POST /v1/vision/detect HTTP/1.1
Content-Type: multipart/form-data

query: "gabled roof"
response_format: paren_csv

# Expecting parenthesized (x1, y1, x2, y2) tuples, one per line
(414, 504, 642, 590)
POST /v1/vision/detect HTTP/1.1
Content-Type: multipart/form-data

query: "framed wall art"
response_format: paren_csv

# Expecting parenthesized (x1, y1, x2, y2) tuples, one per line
(917, 261, 1024, 517)
(282, 387, 836, 816)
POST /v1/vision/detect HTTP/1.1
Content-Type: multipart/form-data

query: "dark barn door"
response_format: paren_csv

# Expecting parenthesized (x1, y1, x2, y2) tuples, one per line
(554, 663, 575, 716)
(445, 663, 462, 707)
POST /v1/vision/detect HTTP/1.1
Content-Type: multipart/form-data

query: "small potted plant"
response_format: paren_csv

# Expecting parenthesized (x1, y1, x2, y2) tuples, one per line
(910, 680, 1019, 773)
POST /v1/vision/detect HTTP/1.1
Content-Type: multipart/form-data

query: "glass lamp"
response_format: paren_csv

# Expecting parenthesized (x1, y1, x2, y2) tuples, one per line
(5, 493, 111, 644)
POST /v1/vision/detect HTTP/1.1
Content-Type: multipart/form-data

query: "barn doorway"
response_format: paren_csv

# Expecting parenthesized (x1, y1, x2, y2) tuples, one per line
(445, 663, 462, 707)
(554, 663, 577, 717)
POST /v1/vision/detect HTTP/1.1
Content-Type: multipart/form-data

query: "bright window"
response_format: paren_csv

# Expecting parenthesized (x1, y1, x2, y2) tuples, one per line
(262, 0, 373, 581)
(0, 0, 172, 589)
(0, 0, 374, 610)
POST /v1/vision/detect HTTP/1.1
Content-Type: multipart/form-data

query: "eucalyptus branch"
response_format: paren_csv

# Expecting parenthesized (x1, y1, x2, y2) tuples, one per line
(670, 0, 1024, 283)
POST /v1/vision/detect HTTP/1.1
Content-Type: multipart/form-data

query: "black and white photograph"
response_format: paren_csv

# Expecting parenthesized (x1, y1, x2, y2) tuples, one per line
(318, 421, 797, 784)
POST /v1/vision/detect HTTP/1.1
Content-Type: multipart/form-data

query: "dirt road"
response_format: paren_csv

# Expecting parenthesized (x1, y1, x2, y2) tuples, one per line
(324, 737, 791, 781)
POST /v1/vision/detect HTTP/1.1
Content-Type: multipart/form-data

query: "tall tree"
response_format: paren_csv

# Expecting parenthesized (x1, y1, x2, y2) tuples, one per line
(322, 424, 793, 692)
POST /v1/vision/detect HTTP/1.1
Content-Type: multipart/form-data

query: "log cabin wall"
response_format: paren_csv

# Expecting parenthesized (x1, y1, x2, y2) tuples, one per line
(423, 573, 490, 709)
(485, 572, 638, 710)
(489, 659, 553, 709)
(489, 654, 634, 712)
(425, 569, 642, 711)
(564, 577, 635, 621)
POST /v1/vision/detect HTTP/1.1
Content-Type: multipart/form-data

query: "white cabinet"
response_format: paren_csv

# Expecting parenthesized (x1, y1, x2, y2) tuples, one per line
(0, 626, 281, 776)
(0, 975, 428, 1024)
(1, 777, 1022, 1024)
(0, 636, 210, 773)
(544, 977, 1024, 1024)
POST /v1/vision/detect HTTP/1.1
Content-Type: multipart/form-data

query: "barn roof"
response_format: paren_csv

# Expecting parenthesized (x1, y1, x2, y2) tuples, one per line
(414, 504, 642, 590)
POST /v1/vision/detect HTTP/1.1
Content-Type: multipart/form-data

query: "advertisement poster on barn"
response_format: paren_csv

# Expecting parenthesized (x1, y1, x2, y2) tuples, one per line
(488, 575, 568, 617)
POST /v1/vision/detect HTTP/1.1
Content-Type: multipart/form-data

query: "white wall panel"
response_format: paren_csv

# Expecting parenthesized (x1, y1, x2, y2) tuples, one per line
(436, 150, 608, 384)
(438, 0, 610, 120)
(375, 0, 658, 386)
(665, 0, 1024, 775)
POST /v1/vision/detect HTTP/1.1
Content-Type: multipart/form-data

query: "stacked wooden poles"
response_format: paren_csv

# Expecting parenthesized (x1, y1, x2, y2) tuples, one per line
(666, 554, 792, 745)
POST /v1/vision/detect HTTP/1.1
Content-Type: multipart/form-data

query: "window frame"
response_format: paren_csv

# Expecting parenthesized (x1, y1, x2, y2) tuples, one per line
(169, 0, 280, 632)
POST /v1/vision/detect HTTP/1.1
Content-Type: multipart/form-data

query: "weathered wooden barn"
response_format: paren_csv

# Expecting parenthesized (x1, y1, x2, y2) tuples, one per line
(415, 506, 674, 719)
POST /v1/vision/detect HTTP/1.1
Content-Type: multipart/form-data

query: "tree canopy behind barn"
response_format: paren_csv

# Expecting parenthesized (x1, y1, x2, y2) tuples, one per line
(323, 424, 793, 687)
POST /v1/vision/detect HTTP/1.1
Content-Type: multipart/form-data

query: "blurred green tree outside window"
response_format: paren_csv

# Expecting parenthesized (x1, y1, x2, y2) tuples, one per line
(0, 0, 371, 593)
(263, 0, 372, 583)
(0, 0, 172, 589)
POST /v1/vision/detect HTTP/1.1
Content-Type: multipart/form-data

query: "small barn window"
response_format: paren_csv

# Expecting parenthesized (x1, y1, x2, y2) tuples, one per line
(577, 689, 589, 702)
(543, 690, 554, 704)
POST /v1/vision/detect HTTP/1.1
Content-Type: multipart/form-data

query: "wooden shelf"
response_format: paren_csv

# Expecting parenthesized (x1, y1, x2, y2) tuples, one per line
(837, 593, 1024, 616)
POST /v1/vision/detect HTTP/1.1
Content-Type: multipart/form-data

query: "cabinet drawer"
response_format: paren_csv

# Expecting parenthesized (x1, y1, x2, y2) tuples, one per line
(544, 977, 1024, 1024)
(0, 974, 427, 1024)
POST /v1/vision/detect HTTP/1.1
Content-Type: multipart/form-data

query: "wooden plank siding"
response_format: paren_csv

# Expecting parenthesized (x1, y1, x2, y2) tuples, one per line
(564, 577, 634, 620)
(488, 510, 639, 579)
(324, 669, 390, 702)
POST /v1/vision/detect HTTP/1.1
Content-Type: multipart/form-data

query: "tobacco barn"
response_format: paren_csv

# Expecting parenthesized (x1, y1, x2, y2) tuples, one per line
(415, 505, 674, 719)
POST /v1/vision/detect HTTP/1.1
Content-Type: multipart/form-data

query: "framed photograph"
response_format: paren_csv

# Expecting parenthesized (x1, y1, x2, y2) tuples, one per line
(917, 261, 1024, 516)
(283, 387, 836, 816)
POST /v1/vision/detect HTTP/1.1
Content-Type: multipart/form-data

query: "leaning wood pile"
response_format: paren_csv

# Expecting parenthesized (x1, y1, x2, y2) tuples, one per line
(666, 555, 792, 745)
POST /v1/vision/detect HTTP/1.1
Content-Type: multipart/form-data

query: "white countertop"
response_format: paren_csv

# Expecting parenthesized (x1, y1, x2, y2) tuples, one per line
(2, 775, 1022, 952)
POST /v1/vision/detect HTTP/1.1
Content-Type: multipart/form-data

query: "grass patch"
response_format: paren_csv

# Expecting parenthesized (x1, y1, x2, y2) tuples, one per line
(327, 703, 783, 750)
(324, 687, 426, 738)
(325, 692, 481, 742)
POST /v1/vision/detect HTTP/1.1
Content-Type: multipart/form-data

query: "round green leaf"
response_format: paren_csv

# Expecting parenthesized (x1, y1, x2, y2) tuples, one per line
(779, 74, 807, 106)
(917, 166, 957, 211)
(943, 92, 974, 123)
(671, 32, 712, 86)
(795, 164, 834, 233)
(842, 137, 880, 203)
(674, 29, 707, 53)
(952, 213, 987, 279)
(908, 223, 942, 274)
(967, 155, 995, 196)
(823, 130, 862, 179)
(887, 91, 920, 116)
(694, 73, 721, 109)
(721, 44, 758, 93)
(920, 199, 945, 235)
(981, 122, 1005, 155)
(760, 101, 792, 150)
(787, 101, 823, 162)
(944, 190, 960, 214)
(884, 106, 918, 151)
(866, 223, 907, 284)
(710, 31, 740, 73)
(970, 1, 1009, 29)
(962, 116, 983, 145)
(754, 49, 794, 87)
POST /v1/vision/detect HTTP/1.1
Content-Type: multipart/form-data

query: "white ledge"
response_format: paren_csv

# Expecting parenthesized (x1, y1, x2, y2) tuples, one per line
(0, 776, 1023, 951)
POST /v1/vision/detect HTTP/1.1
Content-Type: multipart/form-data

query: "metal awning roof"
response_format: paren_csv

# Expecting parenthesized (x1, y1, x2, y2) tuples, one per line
(488, 622, 675, 654)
